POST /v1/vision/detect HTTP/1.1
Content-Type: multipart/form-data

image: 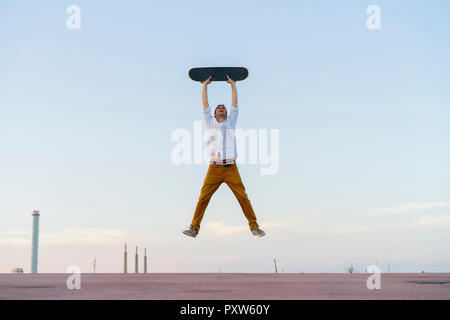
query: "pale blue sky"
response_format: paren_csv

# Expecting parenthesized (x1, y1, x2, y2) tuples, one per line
(1, 1, 449, 273)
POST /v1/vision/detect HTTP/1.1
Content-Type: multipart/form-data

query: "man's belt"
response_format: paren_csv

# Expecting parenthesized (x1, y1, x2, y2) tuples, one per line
(210, 159, 236, 166)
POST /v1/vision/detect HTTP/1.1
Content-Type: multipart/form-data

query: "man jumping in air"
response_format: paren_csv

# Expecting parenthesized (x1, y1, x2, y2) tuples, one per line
(183, 75, 266, 238)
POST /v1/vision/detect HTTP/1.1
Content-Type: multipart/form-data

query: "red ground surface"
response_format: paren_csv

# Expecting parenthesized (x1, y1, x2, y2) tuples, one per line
(1, 273, 449, 300)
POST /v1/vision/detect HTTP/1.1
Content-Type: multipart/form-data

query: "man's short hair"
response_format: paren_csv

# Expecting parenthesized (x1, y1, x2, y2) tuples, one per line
(214, 104, 227, 118)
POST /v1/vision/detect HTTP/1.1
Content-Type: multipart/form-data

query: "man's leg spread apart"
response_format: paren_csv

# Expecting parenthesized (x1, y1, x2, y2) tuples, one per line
(224, 165, 259, 230)
(191, 166, 223, 232)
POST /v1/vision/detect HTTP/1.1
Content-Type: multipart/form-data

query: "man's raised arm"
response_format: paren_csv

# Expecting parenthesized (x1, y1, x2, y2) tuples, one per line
(202, 75, 212, 110)
(226, 75, 238, 107)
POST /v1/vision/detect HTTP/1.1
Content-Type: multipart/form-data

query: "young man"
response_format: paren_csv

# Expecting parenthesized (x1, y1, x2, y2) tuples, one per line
(183, 75, 266, 238)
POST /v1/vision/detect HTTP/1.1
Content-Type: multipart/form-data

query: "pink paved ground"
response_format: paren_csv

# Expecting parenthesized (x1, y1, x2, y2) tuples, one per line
(1, 273, 449, 300)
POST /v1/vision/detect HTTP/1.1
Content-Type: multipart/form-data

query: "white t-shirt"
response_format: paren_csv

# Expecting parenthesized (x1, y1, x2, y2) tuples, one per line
(203, 105, 238, 160)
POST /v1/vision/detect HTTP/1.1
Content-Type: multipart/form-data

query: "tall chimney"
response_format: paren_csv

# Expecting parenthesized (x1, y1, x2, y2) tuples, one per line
(144, 248, 148, 274)
(31, 210, 40, 274)
(135, 246, 138, 273)
(124, 243, 128, 273)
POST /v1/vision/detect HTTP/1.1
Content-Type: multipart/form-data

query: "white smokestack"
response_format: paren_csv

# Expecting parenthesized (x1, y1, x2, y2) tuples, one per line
(31, 210, 40, 274)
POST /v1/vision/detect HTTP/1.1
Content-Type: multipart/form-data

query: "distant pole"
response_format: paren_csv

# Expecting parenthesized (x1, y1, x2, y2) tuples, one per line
(124, 244, 127, 274)
(31, 210, 40, 274)
(274, 259, 278, 274)
(144, 248, 148, 274)
(135, 246, 138, 273)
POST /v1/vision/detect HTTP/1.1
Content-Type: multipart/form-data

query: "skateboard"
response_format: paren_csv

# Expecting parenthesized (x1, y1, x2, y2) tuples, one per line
(189, 67, 249, 82)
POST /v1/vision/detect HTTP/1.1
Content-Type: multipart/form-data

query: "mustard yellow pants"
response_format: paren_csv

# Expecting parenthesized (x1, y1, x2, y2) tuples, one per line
(191, 163, 259, 232)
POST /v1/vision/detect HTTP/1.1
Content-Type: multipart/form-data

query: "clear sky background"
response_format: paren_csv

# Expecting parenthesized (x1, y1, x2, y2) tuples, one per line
(1, 0, 449, 273)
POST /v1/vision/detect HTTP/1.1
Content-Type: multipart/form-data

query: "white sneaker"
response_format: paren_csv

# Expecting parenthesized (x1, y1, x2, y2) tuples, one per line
(251, 227, 266, 237)
(182, 226, 198, 238)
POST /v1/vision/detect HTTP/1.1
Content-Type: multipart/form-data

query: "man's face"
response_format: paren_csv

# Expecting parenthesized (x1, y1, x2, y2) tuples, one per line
(215, 105, 227, 118)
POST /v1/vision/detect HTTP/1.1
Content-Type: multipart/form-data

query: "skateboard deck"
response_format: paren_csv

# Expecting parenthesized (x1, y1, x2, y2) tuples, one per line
(189, 67, 249, 82)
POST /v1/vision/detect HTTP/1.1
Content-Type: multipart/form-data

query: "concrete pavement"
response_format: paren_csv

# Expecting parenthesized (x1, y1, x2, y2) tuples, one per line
(1, 273, 449, 300)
